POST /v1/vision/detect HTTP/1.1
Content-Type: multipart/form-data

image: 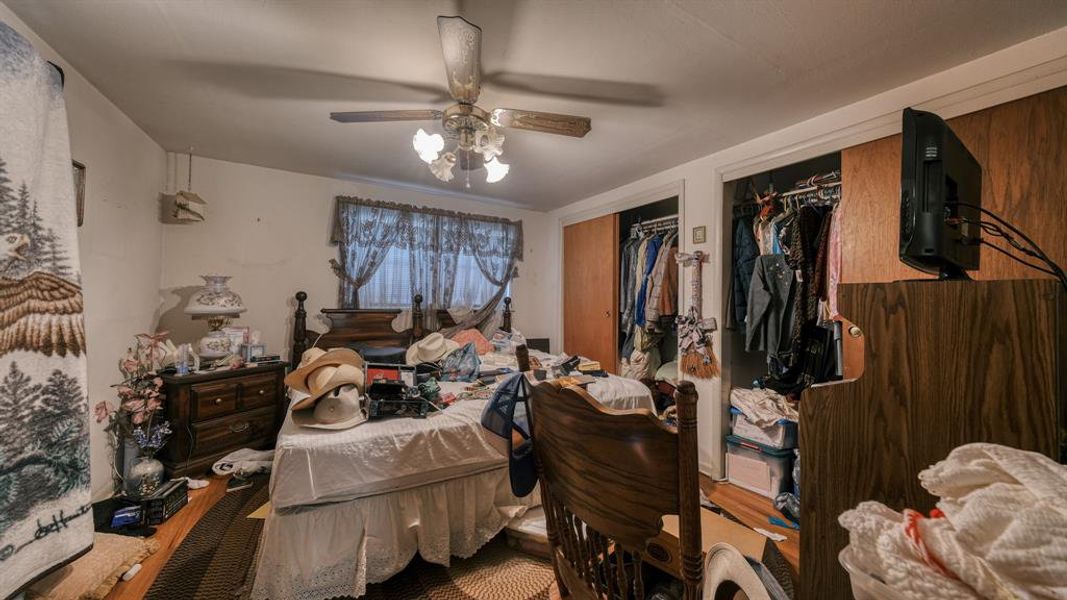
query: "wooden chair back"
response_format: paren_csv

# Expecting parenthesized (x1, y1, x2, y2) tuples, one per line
(531, 380, 702, 600)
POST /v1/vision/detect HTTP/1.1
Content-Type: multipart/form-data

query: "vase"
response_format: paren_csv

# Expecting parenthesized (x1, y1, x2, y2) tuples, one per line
(125, 455, 165, 498)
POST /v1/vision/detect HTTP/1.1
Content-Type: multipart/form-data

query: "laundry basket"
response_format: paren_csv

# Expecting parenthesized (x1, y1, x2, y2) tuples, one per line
(838, 547, 904, 600)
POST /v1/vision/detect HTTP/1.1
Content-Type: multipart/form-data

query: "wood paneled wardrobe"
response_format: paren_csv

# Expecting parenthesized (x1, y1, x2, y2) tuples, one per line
(722, 86, 1067, 599)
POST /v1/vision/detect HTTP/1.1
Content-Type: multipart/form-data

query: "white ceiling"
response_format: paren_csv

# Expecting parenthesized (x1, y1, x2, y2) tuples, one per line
(7, 0, 1067, 210)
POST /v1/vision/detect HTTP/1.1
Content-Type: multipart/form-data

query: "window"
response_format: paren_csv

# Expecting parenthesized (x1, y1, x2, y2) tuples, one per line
(331, 197, 522, 311)
(358, 245, 507, 309)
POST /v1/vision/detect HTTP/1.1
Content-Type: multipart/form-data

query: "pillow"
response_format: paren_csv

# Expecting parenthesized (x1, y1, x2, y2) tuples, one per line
(28, 533, 160, 600)
(450, 328, 493, 355)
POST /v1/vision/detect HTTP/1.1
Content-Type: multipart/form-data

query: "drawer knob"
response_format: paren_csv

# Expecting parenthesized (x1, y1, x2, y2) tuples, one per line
(229, 421, 250, 433)
(258, 389, 266, 396)
(214, 398, 222, 405)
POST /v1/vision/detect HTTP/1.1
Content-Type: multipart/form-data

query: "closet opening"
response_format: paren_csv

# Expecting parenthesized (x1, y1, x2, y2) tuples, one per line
(618, 195, 679, 381)
(719, 151, 841, 525)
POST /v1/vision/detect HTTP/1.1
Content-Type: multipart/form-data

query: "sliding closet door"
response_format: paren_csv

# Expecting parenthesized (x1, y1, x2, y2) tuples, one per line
(563, 214, 619, 373)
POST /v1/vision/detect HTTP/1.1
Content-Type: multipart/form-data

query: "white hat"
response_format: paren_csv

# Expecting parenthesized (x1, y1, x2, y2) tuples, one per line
(291, 384, 368, 430)
(405, 332, 460, 365)
(285, 347, 364, 394)
(289, 362, 365, 411)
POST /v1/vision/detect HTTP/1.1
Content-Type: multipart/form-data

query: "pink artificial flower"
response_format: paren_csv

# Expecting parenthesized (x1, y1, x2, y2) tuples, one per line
(152, 377, 163, 387)
(116, 385, 135, 397)
(131, 411, 146, 425)
(146, 398, 162, 412)
(93, 401, 114, 424)
(121, 358, 139, 374)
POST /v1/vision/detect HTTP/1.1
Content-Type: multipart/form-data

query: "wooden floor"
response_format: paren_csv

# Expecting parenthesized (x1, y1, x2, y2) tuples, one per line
(700, 476, 800, 573)
(104, 476, 229, 600)
(102, 476, 796, 600)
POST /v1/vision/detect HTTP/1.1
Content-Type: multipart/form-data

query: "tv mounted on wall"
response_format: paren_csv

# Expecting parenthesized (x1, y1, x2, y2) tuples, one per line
(899, 107, 983, 279)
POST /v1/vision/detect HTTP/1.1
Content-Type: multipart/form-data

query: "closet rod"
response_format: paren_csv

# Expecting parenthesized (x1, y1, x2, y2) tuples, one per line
(780, 180, 841, 198)
(631, 214, 678, 228)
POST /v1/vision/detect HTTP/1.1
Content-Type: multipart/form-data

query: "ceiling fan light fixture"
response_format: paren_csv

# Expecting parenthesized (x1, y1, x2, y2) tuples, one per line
(430, 152, 457, 182)
(412, 128, 445, 164)
(484, 157, 510, 183)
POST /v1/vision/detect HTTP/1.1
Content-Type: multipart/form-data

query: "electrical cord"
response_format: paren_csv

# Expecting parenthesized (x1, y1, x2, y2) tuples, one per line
(956, 209, 1067, 291)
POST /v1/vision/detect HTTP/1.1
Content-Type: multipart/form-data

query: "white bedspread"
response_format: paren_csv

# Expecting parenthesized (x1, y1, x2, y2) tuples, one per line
(271, 370, 653, 510)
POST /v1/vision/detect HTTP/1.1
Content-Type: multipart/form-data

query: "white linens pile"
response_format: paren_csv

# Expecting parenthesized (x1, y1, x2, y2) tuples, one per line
(730, 388, 798, 427)
(839, 443, 1067, 599)
(252, 467, 537, 600)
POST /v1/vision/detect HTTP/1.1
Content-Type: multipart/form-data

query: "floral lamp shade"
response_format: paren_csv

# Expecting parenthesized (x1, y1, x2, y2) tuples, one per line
(184, 274, 246, 316)
(184, 275, 246, 358)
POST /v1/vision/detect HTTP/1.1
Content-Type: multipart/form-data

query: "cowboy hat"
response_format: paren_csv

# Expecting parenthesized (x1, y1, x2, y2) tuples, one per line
(284, 347, 364, 394)
(292, 384, 368, 430)
(289, 361, 365, 411)
(405, 332, 460, 365)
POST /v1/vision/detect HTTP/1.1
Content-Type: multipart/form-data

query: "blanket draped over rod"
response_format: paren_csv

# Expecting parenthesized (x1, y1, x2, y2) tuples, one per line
(0, 20, 92, 598)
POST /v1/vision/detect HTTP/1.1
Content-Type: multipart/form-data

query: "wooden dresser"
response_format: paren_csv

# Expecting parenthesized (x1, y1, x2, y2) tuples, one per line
(159, 363, 287, 477)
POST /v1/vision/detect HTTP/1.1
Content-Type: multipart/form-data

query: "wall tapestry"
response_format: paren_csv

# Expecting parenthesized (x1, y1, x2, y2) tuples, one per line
(0, 20, 92, 598)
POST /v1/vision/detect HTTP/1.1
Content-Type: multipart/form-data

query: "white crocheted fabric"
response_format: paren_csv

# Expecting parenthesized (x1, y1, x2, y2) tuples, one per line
(840, 443, 1067, 600)
(250, 467, 538, 600)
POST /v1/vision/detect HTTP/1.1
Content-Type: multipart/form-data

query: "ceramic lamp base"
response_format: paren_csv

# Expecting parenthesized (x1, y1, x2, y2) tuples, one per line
(198, 329, 234, 358)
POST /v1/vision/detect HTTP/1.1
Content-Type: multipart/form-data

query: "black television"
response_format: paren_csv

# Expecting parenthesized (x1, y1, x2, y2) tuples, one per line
(899, 107, 983, 279)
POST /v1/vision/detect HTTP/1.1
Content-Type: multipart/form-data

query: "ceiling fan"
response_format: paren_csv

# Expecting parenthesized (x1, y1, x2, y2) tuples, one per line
(330, 15, 591, 185)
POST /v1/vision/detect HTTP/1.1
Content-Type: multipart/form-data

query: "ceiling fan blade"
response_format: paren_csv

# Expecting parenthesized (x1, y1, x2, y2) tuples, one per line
(329, 109, 443, 123)
(491, 108, 591, 138)
(437, 15, 482, 104)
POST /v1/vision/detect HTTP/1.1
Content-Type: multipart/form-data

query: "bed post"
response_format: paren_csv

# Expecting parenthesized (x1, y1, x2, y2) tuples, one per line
(502, 297, 512, 332)
(674, 381, 703, 600)
(292, 291, 308, 369)
(412, 294, 425, 341)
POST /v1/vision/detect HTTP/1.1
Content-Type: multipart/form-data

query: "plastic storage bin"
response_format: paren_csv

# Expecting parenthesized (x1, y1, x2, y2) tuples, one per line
(729, 407, 798, 449)
(839, 547, 903, 599)
(725, 435, 794, 499)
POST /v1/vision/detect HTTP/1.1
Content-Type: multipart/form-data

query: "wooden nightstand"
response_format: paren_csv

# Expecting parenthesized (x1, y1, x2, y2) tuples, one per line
(158, 363, 287, 478)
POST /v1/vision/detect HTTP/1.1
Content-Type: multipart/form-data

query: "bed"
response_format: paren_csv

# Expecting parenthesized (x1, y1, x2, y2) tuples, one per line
(251, 292, 654, 600)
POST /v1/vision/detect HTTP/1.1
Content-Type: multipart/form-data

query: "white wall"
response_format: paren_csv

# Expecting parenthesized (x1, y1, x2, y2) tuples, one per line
(550, 25, 1067, 479)
(0, 5, 168, 501)
(157, 156, 556, 359)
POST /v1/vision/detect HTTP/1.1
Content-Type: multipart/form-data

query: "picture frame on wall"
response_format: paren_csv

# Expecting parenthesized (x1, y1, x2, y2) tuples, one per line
(72, 160, 85, 227)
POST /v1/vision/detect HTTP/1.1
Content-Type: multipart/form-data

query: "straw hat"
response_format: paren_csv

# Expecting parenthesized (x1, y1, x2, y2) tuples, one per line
(284, 347, 364, 394)
(405, 332, 460, 365)
(289, 362, 365, 411)
(292, 384, 368, 430)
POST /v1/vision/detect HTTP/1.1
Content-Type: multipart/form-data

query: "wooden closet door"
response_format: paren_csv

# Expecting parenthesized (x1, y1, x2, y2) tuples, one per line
(563, 214, 619, 373)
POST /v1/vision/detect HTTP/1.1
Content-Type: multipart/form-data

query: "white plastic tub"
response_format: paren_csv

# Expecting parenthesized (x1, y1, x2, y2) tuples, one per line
(729, 407, 798, 449)
(839, 547, 905, 600)
(725, 435, 793, 499)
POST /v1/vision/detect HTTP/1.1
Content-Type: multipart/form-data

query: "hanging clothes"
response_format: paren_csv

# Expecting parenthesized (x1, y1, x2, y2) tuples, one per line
(645, 230, 678, 324)
(745, 254, 796, 362)
(619, 236, 640, 334)
(656, 245, 679, 319)
(633, 234, 662, 328)
(732, 216, 759, 330)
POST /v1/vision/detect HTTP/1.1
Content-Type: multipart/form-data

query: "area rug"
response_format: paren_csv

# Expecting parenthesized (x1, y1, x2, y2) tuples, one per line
(144, 478, 268, 600)
(362, 537, 554, 600)
(145, 476, 553, 600)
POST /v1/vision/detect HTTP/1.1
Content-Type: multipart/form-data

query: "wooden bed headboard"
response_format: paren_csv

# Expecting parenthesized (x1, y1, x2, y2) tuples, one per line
(291, 292, 512, 368)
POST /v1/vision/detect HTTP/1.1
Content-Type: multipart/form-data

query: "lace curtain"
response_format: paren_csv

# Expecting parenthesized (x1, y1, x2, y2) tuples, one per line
(331, 197, 522, 321)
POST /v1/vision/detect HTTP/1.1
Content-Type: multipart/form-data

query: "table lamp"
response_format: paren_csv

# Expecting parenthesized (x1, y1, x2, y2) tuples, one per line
(184, 274, 246, 358)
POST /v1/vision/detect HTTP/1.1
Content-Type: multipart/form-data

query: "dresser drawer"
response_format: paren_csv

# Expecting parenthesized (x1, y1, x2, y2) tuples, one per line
(192, 407, 275, 456)
(240, 374, 278, 410)
(191, 381, 239, 420)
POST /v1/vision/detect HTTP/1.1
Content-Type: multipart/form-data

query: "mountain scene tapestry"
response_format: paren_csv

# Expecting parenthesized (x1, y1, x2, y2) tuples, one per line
(0, 20, 92, 598)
